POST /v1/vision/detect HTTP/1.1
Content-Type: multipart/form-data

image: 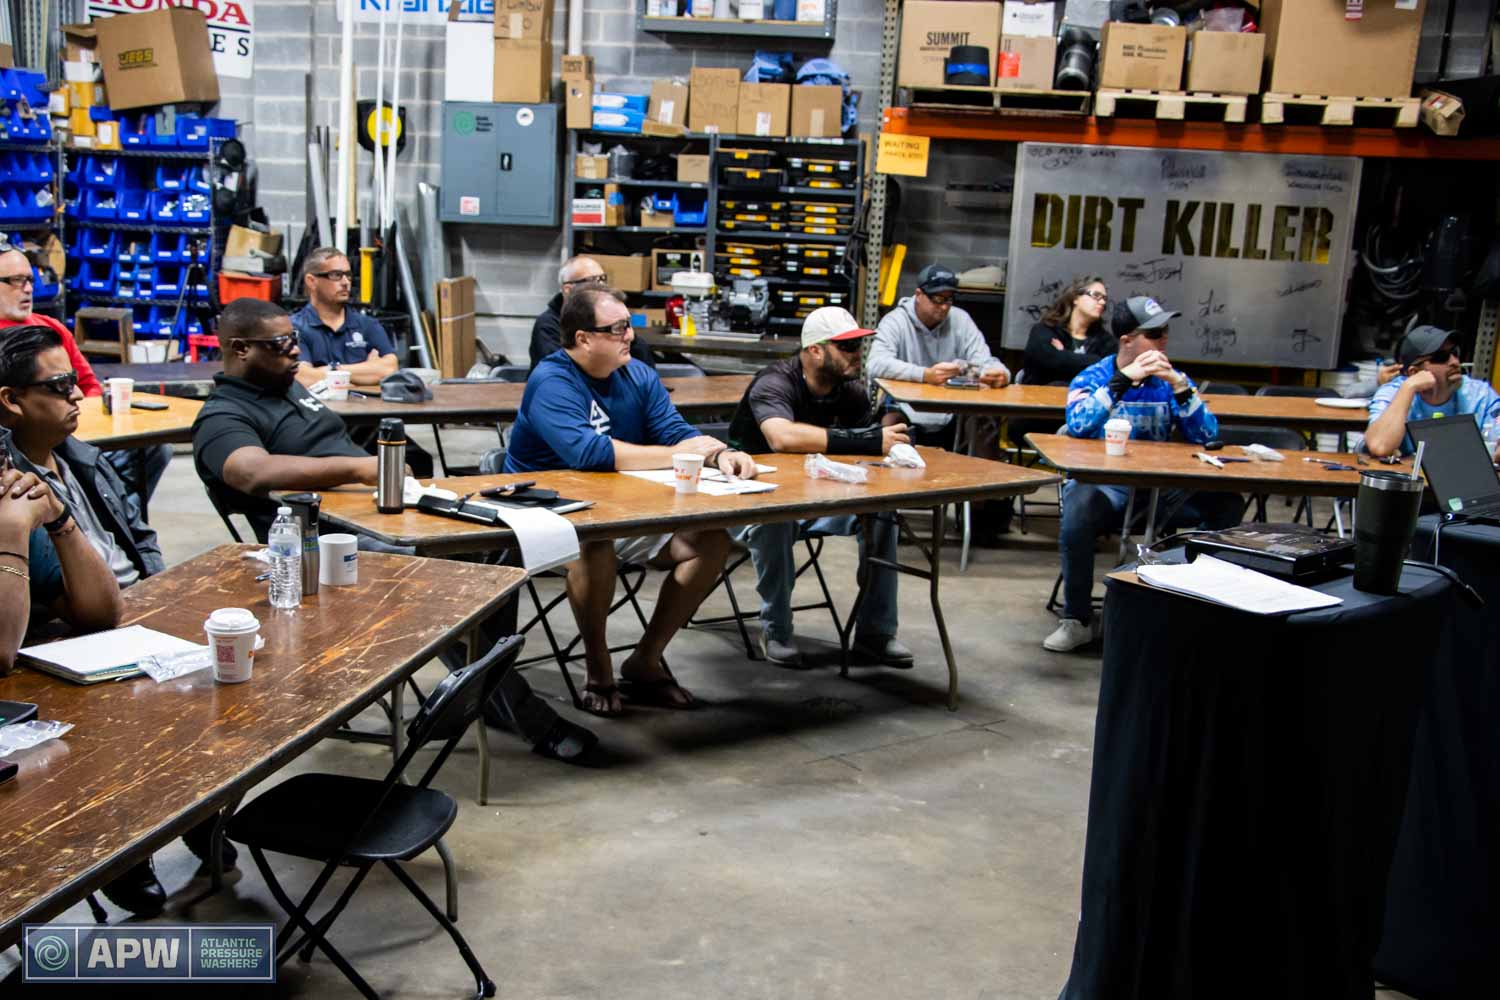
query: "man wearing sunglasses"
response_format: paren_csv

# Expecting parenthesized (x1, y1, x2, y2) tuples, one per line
(726, 307, 911, 668)
(290, 247, 399, 390)
(1045, 296, 1243, 653)
(1365, 325, 1500, 459)
(506, 285, 756, 716)
(529, 255, 655, 370)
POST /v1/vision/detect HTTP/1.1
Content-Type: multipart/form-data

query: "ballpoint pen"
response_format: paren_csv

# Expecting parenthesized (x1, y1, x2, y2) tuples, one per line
(1194, 452, 1224, 468)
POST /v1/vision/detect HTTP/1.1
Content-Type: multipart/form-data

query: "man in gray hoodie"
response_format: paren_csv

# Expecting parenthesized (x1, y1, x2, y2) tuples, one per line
(870, 263, 1014, 541)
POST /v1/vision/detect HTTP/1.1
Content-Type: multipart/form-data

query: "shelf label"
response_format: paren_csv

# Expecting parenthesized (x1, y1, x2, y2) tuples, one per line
(876, 133, 929, 178)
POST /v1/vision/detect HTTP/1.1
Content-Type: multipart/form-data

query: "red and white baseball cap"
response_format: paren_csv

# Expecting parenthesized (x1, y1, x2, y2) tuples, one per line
(800, 306, 875, 350)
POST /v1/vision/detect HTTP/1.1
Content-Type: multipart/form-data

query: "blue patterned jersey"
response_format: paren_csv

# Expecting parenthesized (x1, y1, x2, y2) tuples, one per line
(1367, 374, 1500, 455)
(1065, 355, 1218, 444)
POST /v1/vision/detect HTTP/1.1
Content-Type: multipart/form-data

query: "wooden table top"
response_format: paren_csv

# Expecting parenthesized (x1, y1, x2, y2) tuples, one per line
(317, 448, 1061, 555)
(877, 380, 1370, 430)
(0, 544, 525, 943)
(1026, 433, 1412, 497)
(329, 375, 752, 425)
(73, 392, 202, 449)
(636, 329, 802, 360)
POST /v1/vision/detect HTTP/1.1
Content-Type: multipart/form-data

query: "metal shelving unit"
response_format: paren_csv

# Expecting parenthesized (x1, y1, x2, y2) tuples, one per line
(638, 1, 837, 41)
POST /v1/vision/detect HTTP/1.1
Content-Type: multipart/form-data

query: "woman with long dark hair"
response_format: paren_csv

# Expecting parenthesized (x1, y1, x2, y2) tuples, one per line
(1022, 275, 1113, 385)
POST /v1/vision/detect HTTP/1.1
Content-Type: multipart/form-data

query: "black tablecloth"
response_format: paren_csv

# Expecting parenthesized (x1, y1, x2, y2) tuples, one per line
(1374, 518, 1500, 1000)
(1059, 564, 1452, 1000)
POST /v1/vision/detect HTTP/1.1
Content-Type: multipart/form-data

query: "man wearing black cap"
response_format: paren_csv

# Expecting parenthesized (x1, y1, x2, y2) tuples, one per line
(1045, 296, 1243, 653)
(870, 263, 1014, 540)
(1365, 324, 1500, 459)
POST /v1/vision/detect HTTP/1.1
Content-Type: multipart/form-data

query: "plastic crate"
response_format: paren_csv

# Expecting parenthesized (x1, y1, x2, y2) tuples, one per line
(152, 265, 183, 298)
(674, 194, 708, 227)
(117, 189, 151, 223)
(175, 115, 235, 149)
(80, 188, 119, 221)
(32, 267, 59, 301)
(80, 155, 120, 188)
(80, 259, 117, 295)
(152, 233, 183, 263)
(218, 272, 277, 304)
(154, 163, 186, 191)
(82, 229, 119, 260)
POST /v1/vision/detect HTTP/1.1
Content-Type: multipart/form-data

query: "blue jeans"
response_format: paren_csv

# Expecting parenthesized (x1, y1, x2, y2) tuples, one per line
(104, 444, 171, 519)
(737, 514, 899, 643)
(1058, 480, 1244, 623)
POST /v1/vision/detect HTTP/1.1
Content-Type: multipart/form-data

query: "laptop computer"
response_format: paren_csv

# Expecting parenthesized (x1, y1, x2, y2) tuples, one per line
(1407, 416, 1500, 519)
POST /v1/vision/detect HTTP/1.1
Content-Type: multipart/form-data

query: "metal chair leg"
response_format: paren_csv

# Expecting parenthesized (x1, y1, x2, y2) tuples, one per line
(385, 860, 497, 1000)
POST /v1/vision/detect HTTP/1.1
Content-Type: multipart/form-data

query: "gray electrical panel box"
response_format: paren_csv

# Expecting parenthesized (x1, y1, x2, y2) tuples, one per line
(440, 101, 560, 226)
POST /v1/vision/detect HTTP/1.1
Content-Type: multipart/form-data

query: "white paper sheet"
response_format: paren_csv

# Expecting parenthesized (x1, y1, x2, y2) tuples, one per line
(1136, 556, 1343, 615)
(20, 625, 202, 682)
(464, 502, 580, 574)
(621, 468, 779, 496)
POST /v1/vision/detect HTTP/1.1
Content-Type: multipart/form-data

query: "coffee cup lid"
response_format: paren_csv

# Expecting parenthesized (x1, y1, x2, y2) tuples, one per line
(207, 607, 260, 633)
(1105, 418, 1132, 428)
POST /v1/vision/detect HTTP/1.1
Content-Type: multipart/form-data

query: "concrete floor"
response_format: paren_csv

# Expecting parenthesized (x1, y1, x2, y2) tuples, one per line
(2, 431, 1414, 999)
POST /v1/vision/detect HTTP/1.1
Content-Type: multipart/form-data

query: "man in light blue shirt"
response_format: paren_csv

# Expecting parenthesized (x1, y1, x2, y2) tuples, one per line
(1366, 325, 1500, 458)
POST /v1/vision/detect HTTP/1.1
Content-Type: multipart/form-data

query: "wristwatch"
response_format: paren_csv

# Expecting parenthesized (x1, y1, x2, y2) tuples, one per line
(43, 502, 72, 535)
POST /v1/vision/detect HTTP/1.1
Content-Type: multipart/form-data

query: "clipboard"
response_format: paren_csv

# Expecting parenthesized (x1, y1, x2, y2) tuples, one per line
(416, 493, 593, 525)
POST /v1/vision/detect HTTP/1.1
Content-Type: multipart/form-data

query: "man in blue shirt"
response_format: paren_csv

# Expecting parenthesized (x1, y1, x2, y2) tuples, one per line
(507, 286, 757, 717)
(290, 247, 399, 390)
(1045, 297, 1244, 653)
(1365, 325, 1500, 459)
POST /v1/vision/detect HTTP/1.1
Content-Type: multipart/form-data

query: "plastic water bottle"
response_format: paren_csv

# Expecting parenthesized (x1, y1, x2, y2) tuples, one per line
(1483, 402, 1500, 458)
(268, 506, 302, 610)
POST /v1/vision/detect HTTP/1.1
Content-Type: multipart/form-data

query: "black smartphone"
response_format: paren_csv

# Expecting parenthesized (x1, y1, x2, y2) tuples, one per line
(131, 399, 169, 411)
(945, 377, 982, 390)
(0, 759, 16, 786)
(0, 701, 39, 726)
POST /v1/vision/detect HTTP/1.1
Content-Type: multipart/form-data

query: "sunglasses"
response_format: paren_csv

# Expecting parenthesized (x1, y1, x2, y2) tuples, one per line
(24, 372, 80, 397)
(1420, 347, 1459, 365)
(0, 273, 34, 289)
(583, 320, 633, 338)
(310, 269, 352, 282)
(1083, 290, 1108, 303)
(564, 273, 607, 288)
(924, 293, 955, 307)
(238, 331, 300, 355)
(828, 338, 864, 354)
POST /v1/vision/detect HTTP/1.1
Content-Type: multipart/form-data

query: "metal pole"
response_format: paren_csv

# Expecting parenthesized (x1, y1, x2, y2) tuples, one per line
(334, 0, 356, 255)
(859, 0, 902, 328)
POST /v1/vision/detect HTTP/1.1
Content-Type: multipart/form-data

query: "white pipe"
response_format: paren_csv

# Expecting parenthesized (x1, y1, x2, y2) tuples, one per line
(374, 0, 389, 231)
(334, 0, 356, 255)
(308, 141, 334, 246)
(567, 0, 583, 56)
(384, 1, 406, 228)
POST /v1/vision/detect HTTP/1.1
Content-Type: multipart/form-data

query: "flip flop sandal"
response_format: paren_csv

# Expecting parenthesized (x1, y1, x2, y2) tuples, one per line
(619, 667, 697, 710)
(580, 683, 624, 718)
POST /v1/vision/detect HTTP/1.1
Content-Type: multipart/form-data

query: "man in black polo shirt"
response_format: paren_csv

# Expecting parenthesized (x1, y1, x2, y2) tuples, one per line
(530, 255, 655, 370)
(727, 306, 912, 669)
(193, 299, 376, 542)
(290, 246, 400, 389)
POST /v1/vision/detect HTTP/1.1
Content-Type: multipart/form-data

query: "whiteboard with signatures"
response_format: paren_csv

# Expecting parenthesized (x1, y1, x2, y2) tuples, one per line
(1004, 143, 1361, 369)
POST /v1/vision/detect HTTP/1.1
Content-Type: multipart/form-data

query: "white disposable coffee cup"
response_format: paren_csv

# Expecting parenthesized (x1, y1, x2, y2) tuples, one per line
(1104, 418, 1132, 457)
(672, 453, 705, 494)
(108, 378, 133, 413)
(318, 533, 359, 586)
(204, 607, 261, 683)
(326, 370, 352, 402)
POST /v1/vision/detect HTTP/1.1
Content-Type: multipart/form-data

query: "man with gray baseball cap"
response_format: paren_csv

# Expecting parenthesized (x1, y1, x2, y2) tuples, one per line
(1366, 324, 1500, 458)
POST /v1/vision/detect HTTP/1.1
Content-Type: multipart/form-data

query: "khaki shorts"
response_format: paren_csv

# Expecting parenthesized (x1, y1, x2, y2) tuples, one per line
(613, 532, 673, 566)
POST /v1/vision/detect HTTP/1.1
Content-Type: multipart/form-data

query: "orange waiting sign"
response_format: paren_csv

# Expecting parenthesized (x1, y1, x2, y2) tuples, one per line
(876, 133, 930, 177)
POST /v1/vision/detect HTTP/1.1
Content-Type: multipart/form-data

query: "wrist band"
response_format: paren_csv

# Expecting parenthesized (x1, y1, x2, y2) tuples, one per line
(47, 519, 77, 539)
(705, 446, 728, 468)
(43, 504, 71, 535)
(827, 425, 884, 456)
(0, 550, 27, 562)
(0, 563, 27, 582)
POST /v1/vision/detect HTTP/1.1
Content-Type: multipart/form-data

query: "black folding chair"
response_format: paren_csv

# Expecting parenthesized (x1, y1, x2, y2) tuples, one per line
(226, 635, 524, 1000)
(689, 534, 844, 660)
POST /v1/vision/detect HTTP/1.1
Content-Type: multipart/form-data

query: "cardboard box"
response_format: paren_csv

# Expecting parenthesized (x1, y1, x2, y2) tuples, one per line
(436, 276, 478, 380)
(1259, 0, 1426, 100)
(791, 85, 842, 137)
(652, 249, 705, 290)
(1098, 22, 1185, 92)
(571, 198, 605, 226)
(649, 79, 690, 127)
(224, 225, 283, 260)
(566, 78, 593, 129)
(738, 83, 789, 137)
(1002, 1, 1055, 39)
(494, 0, 554, 42)
(0, 44, 12, 69)
(62, 22, 97, 63)
(94, 8, 219, 111)
(641, 120, 687, 137)
(591, 254, 652, 293)
(677, 154, 710, 183)
(445, 2, 495, 102)
(602, 182, 626, 226)
(640, 199, 677, 228)
(1420, 89, 1465, 136)
(689, 67, 739, 133)
(897, 1, 1002, 89)
(1186, 30, 1264, 95)
(995, 36, 1054, 92)
(562, 54, 593, 81)
(493, 40, 552, 103)
(68, 107, 97, 138)
(575, 154, 610, 179)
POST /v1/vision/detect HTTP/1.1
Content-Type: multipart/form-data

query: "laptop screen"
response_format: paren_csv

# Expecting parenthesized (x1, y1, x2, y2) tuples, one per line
(1407, 417, 1500, 515)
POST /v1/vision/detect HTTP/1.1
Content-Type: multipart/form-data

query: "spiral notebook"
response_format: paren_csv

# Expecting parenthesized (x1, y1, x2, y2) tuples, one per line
(19, 625, 201, 685)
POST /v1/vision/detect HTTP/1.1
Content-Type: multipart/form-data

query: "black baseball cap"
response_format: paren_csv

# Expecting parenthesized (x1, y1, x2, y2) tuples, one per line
(916, 264, 959, 296)
(1396, 325, 1457, 365)
(1111, 295, 1180, 337)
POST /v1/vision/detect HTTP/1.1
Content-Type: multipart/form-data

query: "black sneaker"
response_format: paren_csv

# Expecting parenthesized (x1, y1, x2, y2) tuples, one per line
(101, 859, 166, 917)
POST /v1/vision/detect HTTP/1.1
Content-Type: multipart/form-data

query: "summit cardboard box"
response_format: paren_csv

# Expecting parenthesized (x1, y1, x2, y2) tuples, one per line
(897, 1, 1002, 89)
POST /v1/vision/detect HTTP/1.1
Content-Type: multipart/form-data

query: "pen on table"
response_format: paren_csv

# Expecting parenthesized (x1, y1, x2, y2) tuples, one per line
(347, 390, 370, 400)
(1302, 457, 1356, 471)
(1194, 452, 1224, 469)
(479, 480, 534, 498)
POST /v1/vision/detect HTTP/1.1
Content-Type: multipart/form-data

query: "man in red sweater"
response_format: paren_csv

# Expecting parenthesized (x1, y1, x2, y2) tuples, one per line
(0, 246, 169, 506)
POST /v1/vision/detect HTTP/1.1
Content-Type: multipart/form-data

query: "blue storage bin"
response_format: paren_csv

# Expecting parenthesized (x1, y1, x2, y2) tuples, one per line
(674, 195, 707, 226)
(153, 265, 182, 298)
(175, 116, 235, 149)
(148, 116, 179, 150)
(16, 71, 48, 107)
(132, 307, 154, 337)
(81, 155, 119, 188)
(80, 189, 118, 220)
(32, 266, 58, 302)
(179, 195, 210, 225)
(0, 69, 19, 102)
(154, 164, 186, 191)
(151, 233, 177, 263)
(149, 307, 174, 338)
(114, 234, 151, 265)
(149, 190, 179, 224)
(83, 229, 118, 260)
(31, 152, 53, 183)
(183, 234, 209, 263)
(117, 113, 151, 149)
(184, 166, 211, 194)
(81, 259, 116, 295)
(188, 266, 211, 302)
(182, 312, 204, 339)
(117, 189, 150, 223)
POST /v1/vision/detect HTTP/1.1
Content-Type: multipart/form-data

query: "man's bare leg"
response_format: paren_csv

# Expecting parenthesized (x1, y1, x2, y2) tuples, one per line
(564, 539, 622, 714)
(620, 528, 731, 705)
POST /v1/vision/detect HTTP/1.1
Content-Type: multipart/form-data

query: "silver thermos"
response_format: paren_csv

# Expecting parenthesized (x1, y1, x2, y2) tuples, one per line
(281, 492, 321, 595)
(377, 417, 406, 514)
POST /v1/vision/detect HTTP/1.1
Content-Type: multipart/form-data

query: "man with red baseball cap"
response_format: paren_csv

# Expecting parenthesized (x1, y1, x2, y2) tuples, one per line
(726, 307, 913, 668)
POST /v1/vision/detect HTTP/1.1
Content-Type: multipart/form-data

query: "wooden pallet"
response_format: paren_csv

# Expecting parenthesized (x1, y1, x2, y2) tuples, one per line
(903, 85, 1092, 117)
(1260, 93, 1421, 128)
(1094, 89, 1248, 123)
